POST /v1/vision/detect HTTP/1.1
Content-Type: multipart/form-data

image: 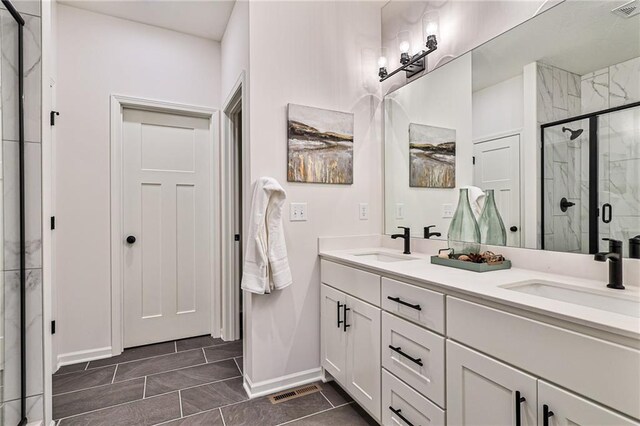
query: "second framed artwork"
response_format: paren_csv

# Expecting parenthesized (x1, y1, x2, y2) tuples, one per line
(287, 104, 354, 184)
(409, 123, 456, 188)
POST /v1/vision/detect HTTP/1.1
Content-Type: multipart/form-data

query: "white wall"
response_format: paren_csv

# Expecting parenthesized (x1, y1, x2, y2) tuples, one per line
(472, 74, 524, 140)
(221, 0, 249, 103)
(55, 5, 221, 359)
(244, 0, 383, 386)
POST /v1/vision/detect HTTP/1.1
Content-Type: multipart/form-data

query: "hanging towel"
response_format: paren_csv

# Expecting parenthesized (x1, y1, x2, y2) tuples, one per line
(463, 185, 486, 219)
(241, 177, 293, 294)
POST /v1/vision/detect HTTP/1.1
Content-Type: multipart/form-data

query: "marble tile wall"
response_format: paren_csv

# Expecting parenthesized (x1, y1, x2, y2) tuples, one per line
(0, 1, 43, 424)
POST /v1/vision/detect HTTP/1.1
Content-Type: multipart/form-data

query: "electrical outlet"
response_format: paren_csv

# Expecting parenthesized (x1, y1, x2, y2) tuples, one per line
(442, 203, 454, 218)
(290, 203, 308, 221)
(396, 203, 405, 220)
(359, 203, 369, 220)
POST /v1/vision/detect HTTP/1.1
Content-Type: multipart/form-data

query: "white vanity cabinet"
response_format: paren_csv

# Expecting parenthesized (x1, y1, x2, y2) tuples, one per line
(320, 260, 381, 421)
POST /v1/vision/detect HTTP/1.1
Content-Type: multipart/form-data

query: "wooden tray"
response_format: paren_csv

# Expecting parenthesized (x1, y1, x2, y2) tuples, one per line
(430, 256, 511, 272)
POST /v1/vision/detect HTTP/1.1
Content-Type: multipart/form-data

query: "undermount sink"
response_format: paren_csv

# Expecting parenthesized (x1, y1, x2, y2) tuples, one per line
(353, 252, 419, 263)
(502, 280, 640, 318)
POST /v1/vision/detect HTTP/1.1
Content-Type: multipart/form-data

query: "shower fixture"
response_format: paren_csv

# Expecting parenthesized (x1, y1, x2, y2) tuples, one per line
(562, 126, 583, 140)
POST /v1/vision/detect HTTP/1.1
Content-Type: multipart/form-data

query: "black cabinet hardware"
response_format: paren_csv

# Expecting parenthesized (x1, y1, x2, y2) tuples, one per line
(50, 110, 60, 126)
(337, 302, 344, 328)
(126, 235, 136, 244)
(602, 203, 612, 223)
(50, 216, 55, 230)
(543, 404, 554, 426)
(388, 345, 423, 366)
(51, 320, 56, 335)
(234, 234, 240, 242)
(515, 391, 526, 426)
(387, 296, 422, 311)
(389, 407, 415, 426)
(343, 305, 350, 332)
(510, 226, 518, 232)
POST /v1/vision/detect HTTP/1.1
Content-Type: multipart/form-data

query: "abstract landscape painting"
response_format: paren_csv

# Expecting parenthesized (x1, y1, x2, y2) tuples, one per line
(287, 104, 354, 184)
(409, 123, 456, 188)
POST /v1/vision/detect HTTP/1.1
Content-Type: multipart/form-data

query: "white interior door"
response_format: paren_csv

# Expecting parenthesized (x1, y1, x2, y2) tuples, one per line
(123, 108, 212, 348)
(474, 134, 521, 247)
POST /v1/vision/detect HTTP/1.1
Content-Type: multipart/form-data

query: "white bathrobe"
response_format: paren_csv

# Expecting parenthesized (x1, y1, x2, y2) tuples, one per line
(241, 177, 293, 294)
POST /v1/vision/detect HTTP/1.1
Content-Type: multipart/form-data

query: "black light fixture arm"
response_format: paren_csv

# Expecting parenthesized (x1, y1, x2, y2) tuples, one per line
(379, 35, 438, 82)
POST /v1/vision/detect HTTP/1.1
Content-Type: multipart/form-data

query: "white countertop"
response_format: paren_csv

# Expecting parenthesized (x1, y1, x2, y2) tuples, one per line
(319, 247, 640, 341)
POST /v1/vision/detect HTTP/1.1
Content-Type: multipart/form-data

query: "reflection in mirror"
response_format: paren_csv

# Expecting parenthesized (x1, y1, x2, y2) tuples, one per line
(384, 0, 640, 258)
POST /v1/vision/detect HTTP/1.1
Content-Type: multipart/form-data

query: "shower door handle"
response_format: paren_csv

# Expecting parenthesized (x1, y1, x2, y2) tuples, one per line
(602, 203, 612, 224)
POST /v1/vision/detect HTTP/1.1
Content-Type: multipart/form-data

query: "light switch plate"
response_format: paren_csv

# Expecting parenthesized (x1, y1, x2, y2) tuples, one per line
(359, 203, 369, 220)
(396, 203, 405, 220)
(290, 203, 308, 221)
(442, 203, 454, 218)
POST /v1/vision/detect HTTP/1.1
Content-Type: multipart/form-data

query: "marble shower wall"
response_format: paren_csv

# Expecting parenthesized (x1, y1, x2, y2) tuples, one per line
(0, 1, 43, 424)
(581, 57, 640, 254)
(538, 62, 584, 253)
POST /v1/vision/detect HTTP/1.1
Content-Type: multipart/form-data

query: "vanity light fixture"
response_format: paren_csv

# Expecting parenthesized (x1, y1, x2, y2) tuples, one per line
(378, 12, 439, 82)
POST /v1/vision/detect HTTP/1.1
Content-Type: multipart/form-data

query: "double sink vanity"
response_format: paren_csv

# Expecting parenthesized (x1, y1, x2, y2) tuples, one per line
(319, 240, 640, 425)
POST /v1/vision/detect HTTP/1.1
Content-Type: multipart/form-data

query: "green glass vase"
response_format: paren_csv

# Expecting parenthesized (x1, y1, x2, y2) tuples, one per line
(478, 189, 507, 246)
(447, 188, 481, 255)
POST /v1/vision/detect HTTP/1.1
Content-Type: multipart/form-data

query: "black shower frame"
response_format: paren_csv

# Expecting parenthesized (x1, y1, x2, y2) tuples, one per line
(540, 100, 640, 254)
(1, 0, 26, 424)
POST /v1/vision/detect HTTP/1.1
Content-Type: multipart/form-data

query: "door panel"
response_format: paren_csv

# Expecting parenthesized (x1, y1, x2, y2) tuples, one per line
(447, 340, 537, 426)
(538, 381, 639, 426)
(474, 134, 521, 247)
(123, 109, 212, 347)
(320, 284, 347, 383)
(346, 295, 381, 421)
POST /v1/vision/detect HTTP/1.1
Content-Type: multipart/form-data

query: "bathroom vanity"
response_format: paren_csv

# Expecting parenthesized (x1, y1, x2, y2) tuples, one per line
(319, 247, 640, 425)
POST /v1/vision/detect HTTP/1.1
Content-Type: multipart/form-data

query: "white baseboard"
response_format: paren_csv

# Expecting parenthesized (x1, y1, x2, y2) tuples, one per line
(57, 346, 113, 369)
(243, 367, 323, 399)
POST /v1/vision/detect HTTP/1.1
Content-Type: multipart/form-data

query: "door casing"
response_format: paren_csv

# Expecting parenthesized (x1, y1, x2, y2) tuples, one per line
(110, 95, 219, 355)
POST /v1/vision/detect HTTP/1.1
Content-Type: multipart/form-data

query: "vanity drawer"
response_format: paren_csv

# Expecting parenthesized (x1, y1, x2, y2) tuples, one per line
(320, 260, 380, 306)
(382, 312, 445, 407)
(382, 277, 445, 334)
(382, 369, 445, 426)
(447, 297, 640, 419)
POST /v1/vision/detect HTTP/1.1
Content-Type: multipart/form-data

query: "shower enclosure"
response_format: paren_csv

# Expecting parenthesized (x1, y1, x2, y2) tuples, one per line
(541, 101, 640, 257)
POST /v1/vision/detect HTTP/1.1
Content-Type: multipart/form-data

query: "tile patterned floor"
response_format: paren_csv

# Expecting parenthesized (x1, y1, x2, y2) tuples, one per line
(53, 336, 376, 425)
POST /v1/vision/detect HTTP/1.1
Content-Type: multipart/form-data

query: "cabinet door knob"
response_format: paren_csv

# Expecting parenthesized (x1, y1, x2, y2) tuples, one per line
(126, 235, 136, 244)
(515, 391, 526, 426)
(543, 404, 555, 426)
(337, 302, 344, 328)
(342, 305, 350, 332)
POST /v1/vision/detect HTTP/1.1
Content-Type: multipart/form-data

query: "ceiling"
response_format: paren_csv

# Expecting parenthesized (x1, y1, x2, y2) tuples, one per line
(59, 0, 236, 41)
(473, 0, 640, 91)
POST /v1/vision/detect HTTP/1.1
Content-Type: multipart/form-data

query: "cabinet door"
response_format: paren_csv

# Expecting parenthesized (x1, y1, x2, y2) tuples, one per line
(321, 284, 347, 383)
(538, 381, 639, 426)
(447, 340, 537, 426)
(345, 295, 381, 421)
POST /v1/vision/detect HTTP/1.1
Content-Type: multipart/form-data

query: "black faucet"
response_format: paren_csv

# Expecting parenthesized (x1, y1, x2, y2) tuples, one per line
(391, 226, 411, 254)
(424, 225, 441, 239)
(594, 238, 624, 290)
(630, 235, 640, 260)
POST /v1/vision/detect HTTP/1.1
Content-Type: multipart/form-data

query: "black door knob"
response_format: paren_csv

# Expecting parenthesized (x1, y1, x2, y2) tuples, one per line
(510, 226, 518, 232)
(126, 235, 136, 244)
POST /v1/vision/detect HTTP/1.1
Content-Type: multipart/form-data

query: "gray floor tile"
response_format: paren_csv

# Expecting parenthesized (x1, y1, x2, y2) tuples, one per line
(320, 381, 352, 407)
(54, 363, 88, 376)
(163, 409, 224, 425)
(180, 377, 247, 416)
(53, 378, 144, 419)
(204, 341, 243, 363)
(220, 392, 331, 426)
(115, 349, 206, 382)
(145, 359, 241, 397)
(176, 336, 225, 352)
(88, 341, 176, 369)
(53, 366, 116, 395)
(59, 392, 181, 426)
(285, 404, 378, 425)
(235, 357, 243, 374)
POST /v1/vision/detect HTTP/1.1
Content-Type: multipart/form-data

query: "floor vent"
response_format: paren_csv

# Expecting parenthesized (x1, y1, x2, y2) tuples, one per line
(269, 384, 322, 404)
(612, 0, 640, 18)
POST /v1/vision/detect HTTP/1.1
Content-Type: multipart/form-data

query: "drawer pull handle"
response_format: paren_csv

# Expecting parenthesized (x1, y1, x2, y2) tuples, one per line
(337, 302, 344, 328)
(343, 305, 351, 332)
(389, 407, 417, 426)
(389, 345, 423, 366)
(543, 404, 554, 426)
(387, 296, 422, 311)
(515, 391, 526, 426)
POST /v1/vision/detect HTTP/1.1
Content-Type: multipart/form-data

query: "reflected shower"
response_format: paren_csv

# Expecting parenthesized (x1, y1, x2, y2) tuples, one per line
(562, 126, 584, 140)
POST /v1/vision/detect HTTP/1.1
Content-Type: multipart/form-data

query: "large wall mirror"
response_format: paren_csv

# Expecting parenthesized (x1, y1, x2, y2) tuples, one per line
(384, 0, 640, 258)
